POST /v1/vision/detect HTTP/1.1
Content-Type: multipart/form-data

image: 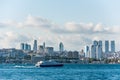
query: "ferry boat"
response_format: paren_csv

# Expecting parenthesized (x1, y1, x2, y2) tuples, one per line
(35, 60, 64, 67)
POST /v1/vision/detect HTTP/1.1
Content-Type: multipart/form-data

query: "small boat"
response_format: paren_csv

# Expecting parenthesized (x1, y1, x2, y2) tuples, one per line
(35, 60, 64, 67)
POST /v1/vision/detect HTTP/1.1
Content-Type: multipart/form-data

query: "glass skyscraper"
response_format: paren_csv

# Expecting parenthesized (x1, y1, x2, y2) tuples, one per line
(91, 45, 96, 58)
(93, 40, 98, 46)
(105, 40, 109, 53)
(111, 41, 115, 52)
(85, 46, 89, 58)
(43, 42, 45, 52)
(33, 40, 37, 52)
(59, 42, 64, 52)
(97, 45, 102, 59)
(91, 40, 103, 59)
(98, 40, 102, 46)
(96, 40, 102, 59)
(21, 43, 24, 50)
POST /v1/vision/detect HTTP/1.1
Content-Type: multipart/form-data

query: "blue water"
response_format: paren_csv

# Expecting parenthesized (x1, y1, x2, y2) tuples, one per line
(0, 64, 120, 80)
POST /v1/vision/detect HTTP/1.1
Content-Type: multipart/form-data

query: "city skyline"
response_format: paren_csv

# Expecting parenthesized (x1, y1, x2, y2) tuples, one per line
(0, 0, 120, 51)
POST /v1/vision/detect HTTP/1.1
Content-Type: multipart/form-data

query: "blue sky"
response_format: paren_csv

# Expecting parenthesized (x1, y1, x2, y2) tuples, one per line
(0, 0, 120, 51)
(0, 0, 120, 25)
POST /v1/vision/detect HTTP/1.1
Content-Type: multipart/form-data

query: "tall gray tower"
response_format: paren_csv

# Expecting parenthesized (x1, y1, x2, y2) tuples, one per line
(59, 42, 64, 52)
(105, 40, 109, 53)
(111, 40, 115, 52)
(33, 40, 37, 52)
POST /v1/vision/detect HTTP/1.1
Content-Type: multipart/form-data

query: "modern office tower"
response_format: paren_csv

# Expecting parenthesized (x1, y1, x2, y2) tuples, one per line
(59, 42, 64, 52)
(98, 40, 102, 46)
(93, 40, 98, 46)
(20, 43, 31, 51)
(20, 43, 24, 50)
(105, 40, 109, 53)
(73, 51, 79, 59)
(67, 51, 79, 59)
(96, 40, 102, 59)
(39, 45, 44, 53)
(24, 43, 28, 50)
(33, 40, 37, 52)
(43, 42, 45, 52)
(45, 47, 54, 55)
(111, 40, 115, 52)
(80, 49, 85, 57)
(28, 45, 31, 51)
(91, 45, 96, 58)
(67, 51, 73, 59)
(85, 46, 90, 58)
(97, 45, 102, 60)
(93, 40, 98, 58)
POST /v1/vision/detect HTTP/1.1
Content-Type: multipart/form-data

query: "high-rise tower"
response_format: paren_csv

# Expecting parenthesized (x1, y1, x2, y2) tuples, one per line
(33, 40, 37, 52)
(85, 46, 90, 58)
(97, 40, 102, 59)
(59, 42, 64, 52)
(111, 40, 115, 52)
(20, 43, 24, 50)
(105, 40, 109, 53)
(91, 45, 96, 58)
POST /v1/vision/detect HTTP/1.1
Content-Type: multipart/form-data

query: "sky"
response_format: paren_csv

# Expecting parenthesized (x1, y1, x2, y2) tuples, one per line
(0, 0, 120, 51)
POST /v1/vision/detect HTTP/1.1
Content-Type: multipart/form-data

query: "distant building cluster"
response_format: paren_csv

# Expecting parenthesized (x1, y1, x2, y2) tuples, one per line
(84, 40, 115, 60)
(20, 40, 64, 55)
(19, 40, 80, 63)
(19, 39, 120, 63)
(0, 48, 26, 63)
(0, 39, 120, 64)
(21, 43, 31, 51)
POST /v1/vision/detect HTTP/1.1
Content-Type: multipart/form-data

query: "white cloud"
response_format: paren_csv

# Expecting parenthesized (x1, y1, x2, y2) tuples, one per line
(1, 15, 119, 34)
(0, 15, 56, 29)
(110, 26, 120, 33)
(0, 15, 120, 51)
(60, 22, 113, 34)
(56, 22, 94, 34)
(0, 31, 32, 49)
(22, 15, 55, 29)
(93, 23, 104, 32)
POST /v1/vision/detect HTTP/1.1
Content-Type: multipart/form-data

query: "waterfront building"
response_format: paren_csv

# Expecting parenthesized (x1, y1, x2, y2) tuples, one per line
(73, 51, 79, 59)
(105, 40, 109, 53)
(59, 42, 64, 52)
(45, 47, 54, 55)
(28, 45, 31, 51)
(67, 51, 79, 59)
(20, 43, 24, 50)
(91, 45, 96, 59)
(111, 40, 115, 53)
(79, 49, 85, 58)
(43, 42, 45, 52)
(93, 40, 98, 46)
(84, 46, 90, 58)
(0, 48, 26, 59)
(98, 40, 102, 46)
(67, 51, 73, 59)
(96, 40, 102, 59)
(20, 43, 31, 51)
(39, 45, 44, 53)
(33, 40, 37, 52)
(97, 45, 102, 60)
(24, 43, 29, 51)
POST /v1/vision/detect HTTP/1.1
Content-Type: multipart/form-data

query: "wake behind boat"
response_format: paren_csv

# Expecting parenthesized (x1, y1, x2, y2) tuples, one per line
(35, 60, 64, 67)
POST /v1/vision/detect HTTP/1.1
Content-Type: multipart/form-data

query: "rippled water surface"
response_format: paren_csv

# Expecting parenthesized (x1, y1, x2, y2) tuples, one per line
(0, 64, 120, 80)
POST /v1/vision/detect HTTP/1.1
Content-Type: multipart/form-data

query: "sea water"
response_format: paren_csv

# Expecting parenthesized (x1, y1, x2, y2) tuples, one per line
(0, 64, 120, 80)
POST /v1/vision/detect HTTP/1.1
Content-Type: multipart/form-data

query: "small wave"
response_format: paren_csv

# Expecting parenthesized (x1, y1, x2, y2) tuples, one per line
(14, 65, 35, 68)
(14, 65, 25, 68)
